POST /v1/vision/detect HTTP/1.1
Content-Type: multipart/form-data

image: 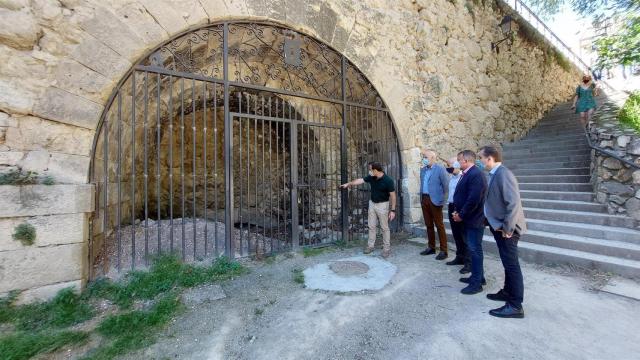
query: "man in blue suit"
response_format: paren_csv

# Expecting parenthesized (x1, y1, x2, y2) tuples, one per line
(452, 150, 488, 295)
(419, 149, 450, 260)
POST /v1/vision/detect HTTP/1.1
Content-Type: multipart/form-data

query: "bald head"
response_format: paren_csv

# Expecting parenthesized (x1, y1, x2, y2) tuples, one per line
(421, 149, 437, 162)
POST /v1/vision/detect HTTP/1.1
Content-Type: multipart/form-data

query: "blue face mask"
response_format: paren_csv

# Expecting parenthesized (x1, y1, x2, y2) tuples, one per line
(421, 158, 430, 167)
(475, 160, 485, 171)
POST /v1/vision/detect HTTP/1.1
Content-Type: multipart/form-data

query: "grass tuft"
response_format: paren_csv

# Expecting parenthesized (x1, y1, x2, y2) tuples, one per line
(12, 223, 36, 246)
(620, 91, 640, 133)
(292, 268, 305, 284)
(0, 331, 89, 360)
(0, 169, 39, 185)
(302, 246, 334, 258)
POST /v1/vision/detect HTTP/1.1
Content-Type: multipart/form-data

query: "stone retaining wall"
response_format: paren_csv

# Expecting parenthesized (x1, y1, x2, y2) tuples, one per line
(0, 0, 582, 301)
(589, 98, 640, 222)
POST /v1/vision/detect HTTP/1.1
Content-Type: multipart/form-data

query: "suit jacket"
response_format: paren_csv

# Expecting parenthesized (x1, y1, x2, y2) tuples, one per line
(453, 165, 487, 228)
(420, 163, 449, 206)
(485, 165, 527, 235)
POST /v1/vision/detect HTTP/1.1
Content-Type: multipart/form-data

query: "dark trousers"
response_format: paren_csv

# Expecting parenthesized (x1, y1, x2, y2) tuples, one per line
(448, 203, 468, 265)
(465, 226, 485, 287)
(421, 195, 447, 252)
(490, 227, 524, 309)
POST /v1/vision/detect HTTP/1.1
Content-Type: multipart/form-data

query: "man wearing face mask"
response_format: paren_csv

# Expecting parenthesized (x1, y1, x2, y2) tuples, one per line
(418, 149, 450, 260)
(341, 162, 396, 258)
(452, 150, 488, 295)
(445, 157, 470, 273)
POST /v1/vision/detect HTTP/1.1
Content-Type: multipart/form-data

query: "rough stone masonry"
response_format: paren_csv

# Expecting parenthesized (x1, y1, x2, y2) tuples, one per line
(0, 0, 580, 302)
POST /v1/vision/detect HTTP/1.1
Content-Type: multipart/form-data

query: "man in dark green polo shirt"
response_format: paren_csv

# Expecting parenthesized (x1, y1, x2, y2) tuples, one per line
(341, 162, 397, 258)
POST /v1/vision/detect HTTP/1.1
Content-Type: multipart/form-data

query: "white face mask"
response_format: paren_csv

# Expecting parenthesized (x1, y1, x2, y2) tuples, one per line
(368, 170, 374, 177)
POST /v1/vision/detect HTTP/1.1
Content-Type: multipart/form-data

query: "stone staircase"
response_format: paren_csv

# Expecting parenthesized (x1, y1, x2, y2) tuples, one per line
(412, 101, 640, 278)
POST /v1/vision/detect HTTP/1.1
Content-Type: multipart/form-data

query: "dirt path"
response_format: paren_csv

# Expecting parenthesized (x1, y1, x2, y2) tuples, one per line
(119, 240, 640, 360)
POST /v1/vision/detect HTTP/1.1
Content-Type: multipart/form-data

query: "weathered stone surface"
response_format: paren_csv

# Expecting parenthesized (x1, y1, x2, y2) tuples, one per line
(53, 60, 111, 102)
(70, 34, 132, 80)
(0, 243, 85, 293)
(602, 158, 623, 170)
(600, 181, 634, 197)
(628, 139, 640, 156)
(33, 87, 103, 130)
(181, 284, 226, 305)
(47, 153, 90, 184)
(0, 8, 40, 50)
(625, 198, 640, 221)
(78, 6, 146, 59)
(0, 213, 86, 252)
(12, 280, 83, 305)
(0, 184, 94, 217)
(617, 135, 631, 148)
(3, 115, 93, 156)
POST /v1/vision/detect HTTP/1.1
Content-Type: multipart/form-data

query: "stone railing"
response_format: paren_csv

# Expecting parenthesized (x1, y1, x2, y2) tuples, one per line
(588, 98, 640, 223)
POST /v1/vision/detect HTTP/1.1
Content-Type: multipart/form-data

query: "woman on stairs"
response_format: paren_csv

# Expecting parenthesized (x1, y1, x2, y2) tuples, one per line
(571, 74, 599, 129)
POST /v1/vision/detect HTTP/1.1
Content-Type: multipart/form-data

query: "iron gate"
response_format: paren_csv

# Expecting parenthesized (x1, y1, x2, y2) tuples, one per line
(89, 22, 402, 278)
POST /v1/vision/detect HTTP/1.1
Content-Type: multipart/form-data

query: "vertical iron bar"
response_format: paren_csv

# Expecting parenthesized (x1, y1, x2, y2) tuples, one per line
(130, 72, 136, 270)
(214, 84, 219, 256)
(275, 99, 280, 252)
(116, 90, 122, 272)
(254, 96, 258, 256)
(143, 72, 149, 265)
(301, 108, 306, 246)
(223, 23, 234, 258)
(168, 75, 174, 252)
(290, 118, 299, 251)
(181, 77, 186, 260)
(238, 92, 243, 257)
(102, 103, 109, 276)
(156, 73, 162, 254)
(268, 98, 273, 254)
(261, 97, 266, 255)
(192, 78, 197, 260)
(203, 82, 208, 257)
(246, 93, 250, 256)
(283, 101, 288, 248)
(340, 56, 349, 243)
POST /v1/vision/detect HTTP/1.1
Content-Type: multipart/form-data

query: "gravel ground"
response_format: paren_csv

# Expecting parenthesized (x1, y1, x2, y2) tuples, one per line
(117, 239, 640, 360)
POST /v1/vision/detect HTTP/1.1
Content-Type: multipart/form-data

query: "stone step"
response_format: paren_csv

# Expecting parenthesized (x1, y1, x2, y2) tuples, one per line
(512, 167, 590, 176)
(507, 160, 590, 170)
(410, 225, 640, 278)
(521, 199, 607, 213)
(505, 148, 589, 157)
(518, 183, 593, 192)
(517, 133, 586, 143)
(519, 190, 593, 201)
(503, 142, 589, 152)
(504, 154, 590, 164)
(523, 207, 635, 228)
(516, 175, 591, 183)
(525, 219, 640, 244)
(527, 129, 585, 137)
(523, 230, 640, 261)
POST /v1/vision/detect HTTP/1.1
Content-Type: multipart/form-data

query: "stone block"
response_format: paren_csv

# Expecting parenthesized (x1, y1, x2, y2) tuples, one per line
(0, 8, 39, 50)
(78, 6, 145, 60)
(54, 60, 111, 102)
(0, 242, 86, 293)
(628, 139, 640, 156)
(305, 2, 338, 43)
(599, 181, 634, 197)
(0, 184, 94, 217)
(71, 39, 129, 81)
(33, 87, 103, 130)
(602, 157, 622, 170)
(617, 135, 631, 148)
(0, 77, 37, 114)
(0, 213, 87, 251)
(245, 0, 286, 21)
(13, 280, 83, 305)
(115, 2, 168, 45)
(3, 116, 94, 156)
(625, 198, 640, 221)
(633, 170, 640, 185)
(47, 152, 90, 184)
(0, 151, 23, 167)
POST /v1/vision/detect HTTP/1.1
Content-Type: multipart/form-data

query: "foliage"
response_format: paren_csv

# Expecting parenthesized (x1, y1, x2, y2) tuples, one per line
(0, 331, 89, 360)
(41, 175, 55, 185)
(12, 223, 36, 246)
(619, 91, 640, 131)
(292, 268, 305, 284)
(594, 14, 640, 68)
(87, 255, 247, 308)
(302, 246, 334, 258)
(0, 288, 94, 331)
(0, 169, 39, 185)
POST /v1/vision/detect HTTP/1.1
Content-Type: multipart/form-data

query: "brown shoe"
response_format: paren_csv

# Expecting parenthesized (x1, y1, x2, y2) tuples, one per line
(363, 247, 374, 254)
(382, 249, 390, 259)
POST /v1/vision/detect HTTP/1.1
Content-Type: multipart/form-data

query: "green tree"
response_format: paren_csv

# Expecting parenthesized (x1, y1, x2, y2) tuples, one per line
(523, 0, 640, 66)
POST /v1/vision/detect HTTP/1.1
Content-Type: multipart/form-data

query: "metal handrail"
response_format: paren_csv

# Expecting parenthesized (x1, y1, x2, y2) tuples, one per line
(584, 127, 640, 170)
(505, 0, 616, 91)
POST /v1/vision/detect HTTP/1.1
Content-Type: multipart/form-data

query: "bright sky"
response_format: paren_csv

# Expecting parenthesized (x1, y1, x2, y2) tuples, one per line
(546, 4, 592, 51)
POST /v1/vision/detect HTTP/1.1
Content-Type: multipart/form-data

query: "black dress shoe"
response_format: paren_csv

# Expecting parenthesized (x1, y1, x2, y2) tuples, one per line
(435, 252, 448, 260)
(420, 248, 436, 256)
(489, 304, 524, 318)
(459, 277, 487, 286)
(459, 265, 471, 274)
(460, 284, 483, 295)
(487, 289, 508, 302)
(446, 257, 464, 266)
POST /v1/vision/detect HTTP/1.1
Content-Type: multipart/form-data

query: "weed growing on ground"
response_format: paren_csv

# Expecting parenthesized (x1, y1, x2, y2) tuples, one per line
(302, 246, 334, 258)
(12, 223, 36, 246)
(0, 255, 247, 360)
(254, 307, 264, 316)
(292, 268, 305, 284)
(41, 175, 55, 185)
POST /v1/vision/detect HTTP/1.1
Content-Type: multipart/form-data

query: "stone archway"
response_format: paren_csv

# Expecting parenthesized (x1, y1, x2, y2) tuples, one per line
(88, 21, 403, 278)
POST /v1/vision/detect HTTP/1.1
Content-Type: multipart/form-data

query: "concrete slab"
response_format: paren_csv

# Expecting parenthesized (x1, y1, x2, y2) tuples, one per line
(182, 284, 226, 305)
(601, 278, 640, 301)
(303, 255, 397, 292)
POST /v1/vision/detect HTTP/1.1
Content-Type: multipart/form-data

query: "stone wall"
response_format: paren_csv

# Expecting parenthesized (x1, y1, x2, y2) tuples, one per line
(0, 0, 581, 300)
(589, 97, 640, 222)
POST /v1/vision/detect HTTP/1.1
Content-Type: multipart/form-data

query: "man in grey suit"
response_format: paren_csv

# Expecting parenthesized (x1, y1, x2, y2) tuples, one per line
(419, 149, 450, 260)
(479, 145, 527, 318)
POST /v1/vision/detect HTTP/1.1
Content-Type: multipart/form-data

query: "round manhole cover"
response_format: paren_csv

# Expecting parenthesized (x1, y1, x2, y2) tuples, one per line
(329, 261, 370, 277)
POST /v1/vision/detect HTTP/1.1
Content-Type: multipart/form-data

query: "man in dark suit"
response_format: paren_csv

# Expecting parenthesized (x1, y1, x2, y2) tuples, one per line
(479, 145, 527, 318)
(452, 150, 488, 295)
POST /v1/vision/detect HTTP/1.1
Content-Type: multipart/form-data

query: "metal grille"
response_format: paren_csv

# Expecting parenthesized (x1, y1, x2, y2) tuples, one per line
(89, 21, 402, 278)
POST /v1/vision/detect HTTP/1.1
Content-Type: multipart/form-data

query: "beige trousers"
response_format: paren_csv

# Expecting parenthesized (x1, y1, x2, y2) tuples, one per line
(368, 200, 391, 251)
